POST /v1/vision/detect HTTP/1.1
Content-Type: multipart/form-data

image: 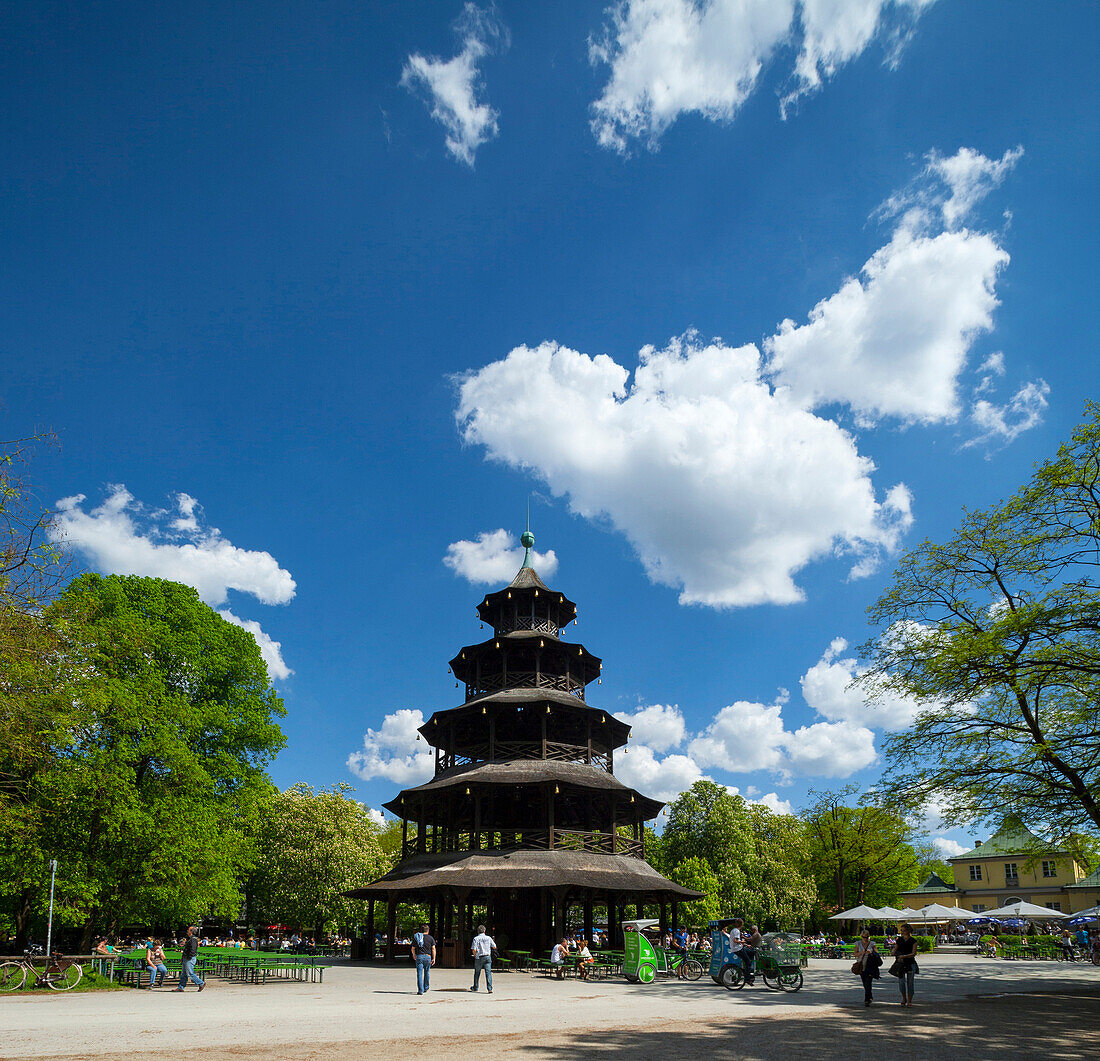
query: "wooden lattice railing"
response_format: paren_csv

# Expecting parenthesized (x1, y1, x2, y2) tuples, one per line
(401, 828, 644, 861)
(466, 672, 585, 700)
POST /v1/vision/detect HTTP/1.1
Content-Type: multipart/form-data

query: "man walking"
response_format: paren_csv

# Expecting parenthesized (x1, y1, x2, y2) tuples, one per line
(173, 926, 205, 992)
(410, 923, 435, 995)
(469, 924, 496, 993)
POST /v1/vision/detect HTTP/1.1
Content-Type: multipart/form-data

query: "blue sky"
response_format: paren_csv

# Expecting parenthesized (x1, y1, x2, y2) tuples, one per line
(5, 1, 1098, 855)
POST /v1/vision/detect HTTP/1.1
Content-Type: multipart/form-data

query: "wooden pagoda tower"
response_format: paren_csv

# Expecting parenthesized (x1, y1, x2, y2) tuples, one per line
(347, 531, 700, 962)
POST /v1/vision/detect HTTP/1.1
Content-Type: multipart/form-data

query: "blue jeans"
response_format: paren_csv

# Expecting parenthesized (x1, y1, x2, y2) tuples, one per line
(179, 956, 204, 988)
(147, 962, 168, 987)
(897, 967, 915, 997)
(415, 955, 431, 993)
(473, 955, 492, 991)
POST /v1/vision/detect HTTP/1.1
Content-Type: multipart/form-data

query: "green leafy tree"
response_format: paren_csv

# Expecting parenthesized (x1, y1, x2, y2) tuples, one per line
(669, 856, 721, 927)
(802, 787, 922, 912)
(250, 783, 390, 936)
(2, 574, 286, 948)
(0, 436, 72, 945)
(862, 403, 1100, 840)
(662, 780, 815, 928)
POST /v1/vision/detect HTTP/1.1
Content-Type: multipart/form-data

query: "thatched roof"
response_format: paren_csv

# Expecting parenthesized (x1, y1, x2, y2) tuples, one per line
(345, 847, 703, 900)
(383, 759, 663, 819)
(449, 636, 601, 685)
(419, 690, 631, 748)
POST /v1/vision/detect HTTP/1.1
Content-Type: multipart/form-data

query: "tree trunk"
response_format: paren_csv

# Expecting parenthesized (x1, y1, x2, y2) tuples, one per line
(13, 889, 34, 953)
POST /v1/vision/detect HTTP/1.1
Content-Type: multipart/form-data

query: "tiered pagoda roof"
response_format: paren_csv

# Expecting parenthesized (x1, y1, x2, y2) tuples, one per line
(347, 531, 700, 957)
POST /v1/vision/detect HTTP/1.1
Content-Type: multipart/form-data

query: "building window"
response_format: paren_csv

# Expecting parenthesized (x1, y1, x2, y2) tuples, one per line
(969, 865, 982, 881)
(972, 904, 986, 913)
(1042, 860, 1057, 878)
(1046, 902, 1061, 911)
(1004, 863, 1018, 883)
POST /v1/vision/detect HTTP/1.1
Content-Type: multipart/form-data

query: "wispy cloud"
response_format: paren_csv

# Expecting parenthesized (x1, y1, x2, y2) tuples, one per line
(589, 1, 935, 152)
(401, 3, 508, 166)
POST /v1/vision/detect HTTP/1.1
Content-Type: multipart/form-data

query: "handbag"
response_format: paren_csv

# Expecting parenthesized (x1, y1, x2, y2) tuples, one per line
(888, 958, 903, 977)
(851, 959, 862, 975)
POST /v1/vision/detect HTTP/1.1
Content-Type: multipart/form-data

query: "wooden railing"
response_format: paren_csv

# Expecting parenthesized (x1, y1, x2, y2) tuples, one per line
(401, 829, 644, 861)
(465, 672, 585, 701)
(496, 615, 558, 636)
(438, 741, 611, 772)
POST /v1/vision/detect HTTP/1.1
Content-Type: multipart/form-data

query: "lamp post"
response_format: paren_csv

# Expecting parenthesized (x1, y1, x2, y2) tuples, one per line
(45, 860, 57, 956)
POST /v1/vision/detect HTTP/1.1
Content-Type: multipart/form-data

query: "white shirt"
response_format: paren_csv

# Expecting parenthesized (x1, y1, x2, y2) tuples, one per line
(472, 933, 495, 958)
(728, 928, 743, 952)
(550, 944, 566, 963)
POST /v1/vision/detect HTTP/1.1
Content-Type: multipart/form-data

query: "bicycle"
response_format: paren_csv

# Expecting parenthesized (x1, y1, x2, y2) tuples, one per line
(0, 951, 83, 991)
(667, 949, 703, 980)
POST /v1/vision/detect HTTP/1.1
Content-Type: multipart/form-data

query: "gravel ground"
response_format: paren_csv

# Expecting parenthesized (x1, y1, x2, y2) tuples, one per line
(2, 955, 1097, 1061)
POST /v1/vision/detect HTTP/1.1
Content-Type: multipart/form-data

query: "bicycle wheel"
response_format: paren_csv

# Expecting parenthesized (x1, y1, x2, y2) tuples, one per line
(718, 963, 744, 991)
(0, 962, 27, 992)
(46, 963, 83, 991)
(638, 962, 656, 984)
(682, 959, 703, 981)
(761, 970, 780, 990)
(777, 968, 803, 992)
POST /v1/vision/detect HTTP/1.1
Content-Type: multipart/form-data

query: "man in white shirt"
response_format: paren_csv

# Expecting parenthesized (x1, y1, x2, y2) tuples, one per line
(549, 937, 568, 979)
(469, 925, 496, 993)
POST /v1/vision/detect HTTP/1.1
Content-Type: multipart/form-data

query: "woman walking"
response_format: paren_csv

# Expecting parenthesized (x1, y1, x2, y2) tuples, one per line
(854, 929, 879, 1006)
(892, 922, 919, 1006)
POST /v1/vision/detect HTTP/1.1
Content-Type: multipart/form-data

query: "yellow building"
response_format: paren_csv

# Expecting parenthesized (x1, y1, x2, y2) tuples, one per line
(899, 819, 1094, 915)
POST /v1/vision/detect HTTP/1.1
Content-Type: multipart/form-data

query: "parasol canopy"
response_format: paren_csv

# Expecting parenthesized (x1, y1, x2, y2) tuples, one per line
(876, 906, 904, 919)
(909, 903, 970, 922)
(829, 904, 884, 920)
(982, 900, 1068, 919)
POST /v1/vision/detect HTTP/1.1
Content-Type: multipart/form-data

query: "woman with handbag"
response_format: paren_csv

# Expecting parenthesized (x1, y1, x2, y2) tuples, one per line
(891, 922, 919, 1006)
(853, 929, 879, 1006)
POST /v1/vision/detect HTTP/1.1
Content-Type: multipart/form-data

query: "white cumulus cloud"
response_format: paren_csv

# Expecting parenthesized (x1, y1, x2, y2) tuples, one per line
(688, 697, 876, 779)
(614, 704, 687, 752)
(767, 226, 1009, 424)
(932, 836, 967, 858)
(401, 3, 508, 166)
(55, 486, 295, 680)
(767, 147, 1033, 428)
(366, 807, 387, 828)
(615, 743, 707, 803)
(589, 0, 934, 152)
(752, 791, 794, 816)
(800, 636, 921, 729)
(444, 528, 559, 585)
(456, 335, 911, 608)
(347, 709, 435, 785)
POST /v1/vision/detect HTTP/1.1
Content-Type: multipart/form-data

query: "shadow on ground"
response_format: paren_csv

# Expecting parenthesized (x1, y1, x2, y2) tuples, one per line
(512, 990, 1100, 1061)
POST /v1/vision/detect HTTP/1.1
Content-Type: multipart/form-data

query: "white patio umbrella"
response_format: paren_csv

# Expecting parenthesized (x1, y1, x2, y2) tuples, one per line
(917, 903, 970, 921)
(896, 908, 925, 919)
(983, 900, 1068, 919)
(829, 905, 883, 921)
(876, 906, 904, 919)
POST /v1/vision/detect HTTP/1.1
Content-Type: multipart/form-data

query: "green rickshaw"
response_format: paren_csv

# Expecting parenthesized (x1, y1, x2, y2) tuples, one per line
(621, 919, 703, 983)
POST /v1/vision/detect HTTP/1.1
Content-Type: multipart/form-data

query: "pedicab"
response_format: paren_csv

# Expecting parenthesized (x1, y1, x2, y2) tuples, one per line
(621, 919, 703, 983)
(708, 920, 803, 992)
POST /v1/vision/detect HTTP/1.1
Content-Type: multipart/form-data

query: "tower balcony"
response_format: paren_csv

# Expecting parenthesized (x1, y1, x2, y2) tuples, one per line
(400, 827, 646, 863)
(439, 738, 612, 773)
(465, 670, 586, 701)
(494, 613, 558, 637)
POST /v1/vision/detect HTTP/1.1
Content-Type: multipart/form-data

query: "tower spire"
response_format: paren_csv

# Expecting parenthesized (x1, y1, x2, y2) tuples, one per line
(520, 507, 535, 569)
